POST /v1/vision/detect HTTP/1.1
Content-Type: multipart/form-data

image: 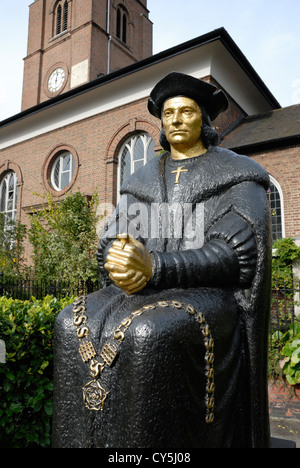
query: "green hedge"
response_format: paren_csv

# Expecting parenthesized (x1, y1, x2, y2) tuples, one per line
(0, 295, 74, 448)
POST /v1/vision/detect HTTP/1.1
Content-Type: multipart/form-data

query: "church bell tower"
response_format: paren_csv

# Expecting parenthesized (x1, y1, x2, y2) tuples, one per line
(21, 0, 153, 111)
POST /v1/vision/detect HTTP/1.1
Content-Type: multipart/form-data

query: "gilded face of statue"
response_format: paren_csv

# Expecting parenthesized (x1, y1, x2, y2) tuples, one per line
(162, 97, 203, 149)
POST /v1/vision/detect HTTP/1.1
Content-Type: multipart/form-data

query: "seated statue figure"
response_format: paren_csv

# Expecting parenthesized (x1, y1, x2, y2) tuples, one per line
(52, 72, 272, 448)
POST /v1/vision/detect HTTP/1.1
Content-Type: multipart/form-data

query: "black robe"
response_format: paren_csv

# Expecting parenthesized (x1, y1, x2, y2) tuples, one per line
(52, 146, 272, 448)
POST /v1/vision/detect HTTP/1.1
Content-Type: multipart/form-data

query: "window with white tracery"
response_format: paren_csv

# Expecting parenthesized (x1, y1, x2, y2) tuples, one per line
(51, 151, 75, 191)
(0, 171, 18, 221)
(268, 176, 285, 242)
(117, 133, 156, 194)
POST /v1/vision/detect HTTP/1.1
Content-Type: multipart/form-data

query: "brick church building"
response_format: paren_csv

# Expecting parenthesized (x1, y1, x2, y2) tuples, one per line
(0, 0, 299, 261)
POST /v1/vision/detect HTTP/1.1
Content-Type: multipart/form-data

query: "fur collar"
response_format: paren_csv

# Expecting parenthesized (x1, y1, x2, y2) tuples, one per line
(121, 146, 270, 203)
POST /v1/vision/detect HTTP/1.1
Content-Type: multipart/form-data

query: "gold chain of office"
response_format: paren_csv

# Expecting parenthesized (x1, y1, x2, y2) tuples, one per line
(72, 296, 215, 424)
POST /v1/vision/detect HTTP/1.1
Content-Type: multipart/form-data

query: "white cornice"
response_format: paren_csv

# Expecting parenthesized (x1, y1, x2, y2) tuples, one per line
(0, 37, 277, 150)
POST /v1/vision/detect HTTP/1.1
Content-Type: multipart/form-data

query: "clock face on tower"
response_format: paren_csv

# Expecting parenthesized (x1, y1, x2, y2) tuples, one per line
(47, 67, 66, 94)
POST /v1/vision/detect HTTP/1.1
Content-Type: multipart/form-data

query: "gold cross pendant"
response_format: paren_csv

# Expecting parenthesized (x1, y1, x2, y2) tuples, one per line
(171, 166, 189, 184)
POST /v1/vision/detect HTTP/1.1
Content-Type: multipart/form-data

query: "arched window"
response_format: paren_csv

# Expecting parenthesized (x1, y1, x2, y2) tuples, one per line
(117, 133, 156, 193)
(56, 4, 62, 35)
(116, 8, 121, 38)
(122, 11, 127, 43)
(43, 144, 79, 196)
(55, 0, 69, 36)
(0, 171, 18, 222)
(63, 1, 68, 31)
(116, 5, 128, 44)
(51, 151, 75, 191)
(268, 176, 285, 242)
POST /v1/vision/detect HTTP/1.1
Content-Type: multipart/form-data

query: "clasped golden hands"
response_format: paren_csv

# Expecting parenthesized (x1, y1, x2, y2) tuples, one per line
(104, 234, 153, 295)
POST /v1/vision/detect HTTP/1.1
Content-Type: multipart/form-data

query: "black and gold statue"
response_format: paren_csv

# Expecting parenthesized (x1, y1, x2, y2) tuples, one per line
(52, 72, 272, 448)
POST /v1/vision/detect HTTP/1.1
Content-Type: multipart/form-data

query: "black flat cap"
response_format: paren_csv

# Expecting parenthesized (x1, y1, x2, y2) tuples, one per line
(148, 72, 228, 121)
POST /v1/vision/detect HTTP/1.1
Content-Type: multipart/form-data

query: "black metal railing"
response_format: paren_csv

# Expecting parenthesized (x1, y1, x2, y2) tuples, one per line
(270, 281, 299, 342)
(0, 275, 100, 300)
(1, 275, 299, 339)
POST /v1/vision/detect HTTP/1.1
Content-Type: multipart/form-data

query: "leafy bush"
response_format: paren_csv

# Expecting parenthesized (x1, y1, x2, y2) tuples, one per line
(28, 191, 100, 285)
(272, 237, 300, 288)
(280, 324, 300, 386)
(0, 295, 74, 448)
(270, 321, 300, 386)
(0, 214, 27, 279)
(270, 238, 300, 339)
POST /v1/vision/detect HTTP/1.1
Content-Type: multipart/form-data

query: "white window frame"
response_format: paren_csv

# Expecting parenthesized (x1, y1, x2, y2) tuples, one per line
(117, 133, 155, 199)
(51, 151, 75, 191)
(0, 171, 17, 222)
(269, 175, 285, 240)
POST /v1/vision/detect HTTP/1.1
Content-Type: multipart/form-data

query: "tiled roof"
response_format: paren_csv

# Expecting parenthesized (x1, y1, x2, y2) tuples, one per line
(221, 104, 300, 150)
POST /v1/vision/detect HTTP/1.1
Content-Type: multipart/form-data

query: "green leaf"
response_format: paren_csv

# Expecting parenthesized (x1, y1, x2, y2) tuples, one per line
(272, 330, 284, 341)
(282, 344, 293, 357)
(6, 372, 15, 382)
(44, 401, 53, 416)
(286, 374, 298, 385)
(291, 349, 300, 365)
(9, 402, 23, 414)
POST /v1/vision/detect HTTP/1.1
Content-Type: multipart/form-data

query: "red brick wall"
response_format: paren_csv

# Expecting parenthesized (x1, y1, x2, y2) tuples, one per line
(268, 380, 300, 420)
(203, 76, 246, 136)
(248, 145, 300, 239)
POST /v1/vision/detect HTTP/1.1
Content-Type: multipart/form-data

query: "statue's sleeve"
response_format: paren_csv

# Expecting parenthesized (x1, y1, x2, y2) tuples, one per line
(150, 183, 263, 289)
(149, 209, 256, 289)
